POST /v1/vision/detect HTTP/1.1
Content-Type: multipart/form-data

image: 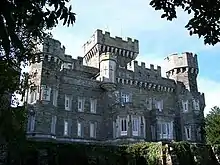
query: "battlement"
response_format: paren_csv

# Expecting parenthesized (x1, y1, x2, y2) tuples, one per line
(43, 38, 65, 57)
(83, 29, 139, 56)
(165, 52, 198, 73)
(127, 60, 161, 76)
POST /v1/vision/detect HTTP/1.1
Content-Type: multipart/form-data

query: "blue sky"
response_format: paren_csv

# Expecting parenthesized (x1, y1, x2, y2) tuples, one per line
(49, 0, 220, 115)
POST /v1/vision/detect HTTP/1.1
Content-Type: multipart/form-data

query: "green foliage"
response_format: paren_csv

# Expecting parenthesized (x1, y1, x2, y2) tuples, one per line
(0, 0, 76, 62)
(149, 0, 220, 45)
(0, 0, 76, 150)
(126, 142, 162, 165)
(4, 140, 220, 165)
(205, 106, 220, 145)
(171, 141, 195, 165)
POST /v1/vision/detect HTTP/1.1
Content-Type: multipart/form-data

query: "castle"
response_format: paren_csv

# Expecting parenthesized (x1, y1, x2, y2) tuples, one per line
(26, 29, 205, 144)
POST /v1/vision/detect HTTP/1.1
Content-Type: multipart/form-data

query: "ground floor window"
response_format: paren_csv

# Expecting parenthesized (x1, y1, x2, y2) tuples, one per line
(120, 117, 128, 136)
(185, 126, 191, 140)
(132, 117, 139, 136)
(157, 121, 173, 139)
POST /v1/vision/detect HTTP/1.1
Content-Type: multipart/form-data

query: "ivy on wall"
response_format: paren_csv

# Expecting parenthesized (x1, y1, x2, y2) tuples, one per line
(3, 140, 220, 165)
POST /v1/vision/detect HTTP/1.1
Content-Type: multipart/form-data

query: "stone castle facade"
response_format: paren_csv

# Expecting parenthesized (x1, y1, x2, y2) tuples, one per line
(26, 29, 205, 144)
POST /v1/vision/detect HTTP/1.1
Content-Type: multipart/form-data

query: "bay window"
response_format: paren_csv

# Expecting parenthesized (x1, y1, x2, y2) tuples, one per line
(157, 121, 173, 140)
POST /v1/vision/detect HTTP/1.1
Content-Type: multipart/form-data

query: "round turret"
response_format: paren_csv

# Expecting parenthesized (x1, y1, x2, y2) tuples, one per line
(99, 52, 117, 91)
(165, 52, 199, 92)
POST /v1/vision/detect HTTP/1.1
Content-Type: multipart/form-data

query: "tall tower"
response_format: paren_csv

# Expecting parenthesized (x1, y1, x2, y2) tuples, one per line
(165, 52, 199, 92)
(82, 29, 139, 91)
(82, 29, 139, 68)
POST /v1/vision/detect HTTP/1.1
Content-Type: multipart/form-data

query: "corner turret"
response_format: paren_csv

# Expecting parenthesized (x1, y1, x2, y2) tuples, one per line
(165, 52, 199, 92)
(99, 52, 117, 91)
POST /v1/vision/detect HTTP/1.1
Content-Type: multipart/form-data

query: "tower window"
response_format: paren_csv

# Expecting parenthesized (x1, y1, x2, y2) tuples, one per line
(182, 100, 188, 112)
(41, 85, 51, 101)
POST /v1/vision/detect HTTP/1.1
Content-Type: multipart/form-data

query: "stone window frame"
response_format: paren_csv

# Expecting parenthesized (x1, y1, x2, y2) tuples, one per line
(155, 99, 163, 112)
(65, 95, 70, 111)
(121, 92, 130, 104)
(78, 97, 85, 112)
(146, 98, 152, 110)
(157, 121, 173, 140)
(120, 117, 128, 136)
(51, 116, 57, 134)
(28, 114, 35, 132)
(64, 120, 69, 136)
(182, 100, 189, 112)
(90, 98, 97, 113)
(29, 86, 38, 104)
(132, 117, 140, 136)
(192, 99, 200, 111)
(41, 85, 51, 101)
(77, 121, 82, 137)
(184, 125, 192, 140)
(89, 122, 96, 138)
(52, 88, 58, 107)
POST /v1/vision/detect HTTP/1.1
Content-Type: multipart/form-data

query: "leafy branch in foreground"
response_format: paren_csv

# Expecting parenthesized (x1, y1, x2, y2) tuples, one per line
(149, 0, 220, 45)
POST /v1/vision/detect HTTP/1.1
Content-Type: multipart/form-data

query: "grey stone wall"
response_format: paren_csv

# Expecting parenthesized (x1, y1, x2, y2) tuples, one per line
(26, 30, 205, 145)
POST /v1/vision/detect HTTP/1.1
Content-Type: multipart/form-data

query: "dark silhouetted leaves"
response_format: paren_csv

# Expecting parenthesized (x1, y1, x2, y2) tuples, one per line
(149, 0, 220, 45)
(205, 106, 220, 144)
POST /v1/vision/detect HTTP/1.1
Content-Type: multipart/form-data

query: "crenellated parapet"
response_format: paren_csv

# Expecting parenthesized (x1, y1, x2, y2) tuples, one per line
(83, 29, 139, 67)
(127, 60, 161, 77)
(165, 52, 200, 92)
(43, 37, 65, 56)
(116, 77, 175, 93)
(165, 52, 199, 77)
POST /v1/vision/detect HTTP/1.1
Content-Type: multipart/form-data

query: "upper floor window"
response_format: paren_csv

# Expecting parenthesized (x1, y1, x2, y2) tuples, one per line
(29, 87, 37, 104)
(41, 85, 51, 101)
(90, 98, 97, 113)
(193, 99, 200, 110)
(182, 100, 188, 112)
(155, 99, 163, 111)
(53, 89, 58, 107)
(121, 93, 130, 103)
(65, 95, 70, 111)
(78, 97, 84, 112)
(146, 98, 152, 110)
(185, 126, 191, 140)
